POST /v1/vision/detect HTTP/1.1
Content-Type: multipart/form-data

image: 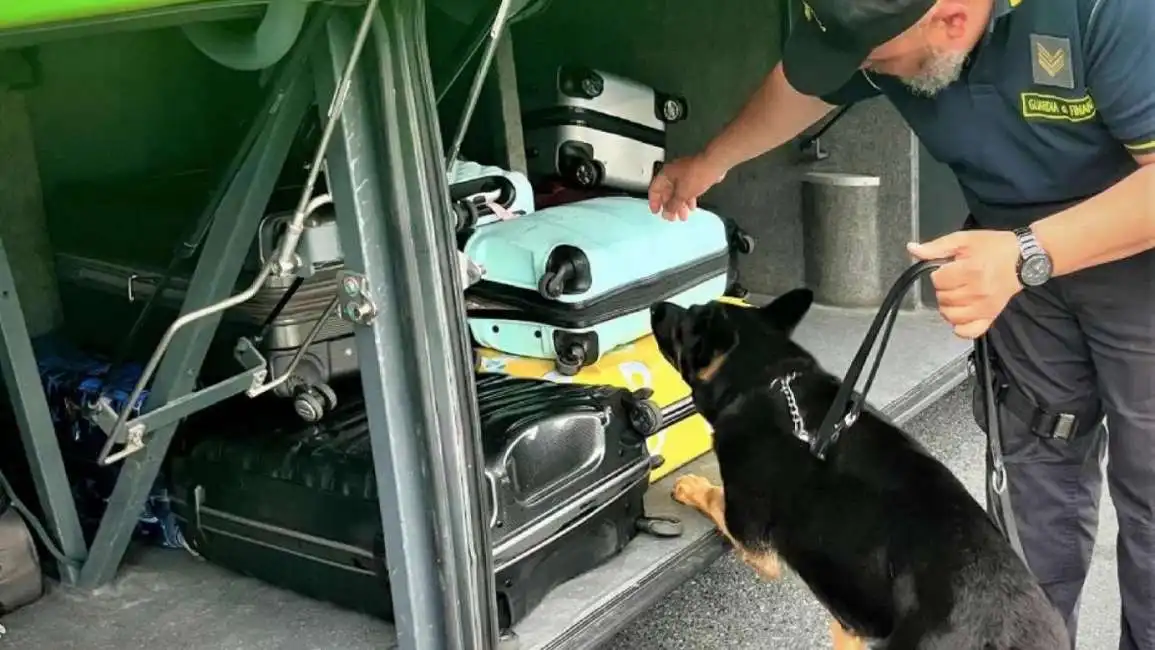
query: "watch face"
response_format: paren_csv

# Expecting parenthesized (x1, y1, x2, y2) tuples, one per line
(1020, 254, 1053, 286)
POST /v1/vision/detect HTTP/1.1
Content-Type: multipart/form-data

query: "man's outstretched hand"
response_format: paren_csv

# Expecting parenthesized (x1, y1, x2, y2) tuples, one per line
(907, 230, 1023, 339)
(648, 154, 728, 221)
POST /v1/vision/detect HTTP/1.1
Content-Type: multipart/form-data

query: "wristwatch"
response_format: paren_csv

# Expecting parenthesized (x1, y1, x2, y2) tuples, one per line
(1013, 226, 1053, 287)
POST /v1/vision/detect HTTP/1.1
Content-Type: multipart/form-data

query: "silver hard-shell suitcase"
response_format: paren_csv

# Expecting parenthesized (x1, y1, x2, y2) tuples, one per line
(521, 65, 689, 193)
(56, 197, 489, 423)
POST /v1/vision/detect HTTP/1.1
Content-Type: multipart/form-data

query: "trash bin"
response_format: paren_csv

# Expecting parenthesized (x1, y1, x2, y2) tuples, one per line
(801, 171, 883, 308)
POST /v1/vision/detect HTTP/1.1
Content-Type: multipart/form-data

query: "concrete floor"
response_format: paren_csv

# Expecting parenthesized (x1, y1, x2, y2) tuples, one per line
(601, 384, 1123, 650)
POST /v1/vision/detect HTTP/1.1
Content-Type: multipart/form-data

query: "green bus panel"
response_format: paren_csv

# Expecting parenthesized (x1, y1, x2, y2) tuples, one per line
(0, 0, 202, 30)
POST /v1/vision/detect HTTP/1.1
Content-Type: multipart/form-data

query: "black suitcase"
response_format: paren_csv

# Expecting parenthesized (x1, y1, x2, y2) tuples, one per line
(168, 373, 673, 630)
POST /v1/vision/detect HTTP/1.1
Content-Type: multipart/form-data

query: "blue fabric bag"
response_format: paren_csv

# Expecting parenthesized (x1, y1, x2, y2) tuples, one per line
(34, 337, 185, 549)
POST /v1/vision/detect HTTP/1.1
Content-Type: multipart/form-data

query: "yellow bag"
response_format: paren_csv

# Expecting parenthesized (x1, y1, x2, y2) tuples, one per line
(475, 334, 712, 482)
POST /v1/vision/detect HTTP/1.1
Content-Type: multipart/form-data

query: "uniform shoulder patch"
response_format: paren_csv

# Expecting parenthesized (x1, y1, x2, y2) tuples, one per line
(1030, 34, 1075, 89)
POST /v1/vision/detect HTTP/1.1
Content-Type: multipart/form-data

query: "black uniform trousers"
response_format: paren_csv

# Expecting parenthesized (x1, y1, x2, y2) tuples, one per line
(978, 245, 1155, 650)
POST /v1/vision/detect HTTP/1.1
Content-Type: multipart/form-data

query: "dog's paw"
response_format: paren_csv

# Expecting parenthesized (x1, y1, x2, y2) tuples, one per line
(672, 474, 715, 508)
(744, 550, 781, 581)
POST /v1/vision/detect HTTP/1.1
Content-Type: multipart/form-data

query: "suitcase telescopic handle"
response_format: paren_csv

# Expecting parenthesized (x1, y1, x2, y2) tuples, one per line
(449, 176, 518, 232)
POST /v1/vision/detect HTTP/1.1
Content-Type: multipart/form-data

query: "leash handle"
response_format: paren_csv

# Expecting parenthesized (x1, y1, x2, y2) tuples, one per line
(811, 258, 951, 459)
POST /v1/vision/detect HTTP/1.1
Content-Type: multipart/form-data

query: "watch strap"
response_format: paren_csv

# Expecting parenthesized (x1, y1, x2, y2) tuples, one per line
(1013, 226, 1044, 259)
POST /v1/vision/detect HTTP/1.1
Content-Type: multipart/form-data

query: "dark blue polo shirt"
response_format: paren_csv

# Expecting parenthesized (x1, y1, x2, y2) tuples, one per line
(819, 0, 1155, 228)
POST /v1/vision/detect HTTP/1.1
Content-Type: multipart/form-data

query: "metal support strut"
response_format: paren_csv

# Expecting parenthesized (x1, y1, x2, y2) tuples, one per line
(75, 12, 324, 587)
(314, 4, 499, 649)
(0, 238, 88, 583)
(88, 0, 377, 464)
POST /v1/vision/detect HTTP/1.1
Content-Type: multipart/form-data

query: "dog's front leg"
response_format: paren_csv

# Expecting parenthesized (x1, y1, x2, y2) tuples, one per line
(829, 619, 869, 650)
(671, 474, 780, 581)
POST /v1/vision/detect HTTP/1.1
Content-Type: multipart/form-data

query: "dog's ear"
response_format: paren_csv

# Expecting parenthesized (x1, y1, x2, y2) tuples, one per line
(759, 288, 813, 335)
(683, 305, 738, 381)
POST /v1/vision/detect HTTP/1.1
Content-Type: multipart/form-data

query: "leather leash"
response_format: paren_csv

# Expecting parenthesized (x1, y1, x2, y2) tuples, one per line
(809, 258, 1027, 561)
(975, 335, 1027, 562)
(811, 259, 949, 460)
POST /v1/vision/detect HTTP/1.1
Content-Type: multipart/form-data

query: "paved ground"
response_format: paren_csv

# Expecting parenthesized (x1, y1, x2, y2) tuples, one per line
(602, 384, 1123, 650)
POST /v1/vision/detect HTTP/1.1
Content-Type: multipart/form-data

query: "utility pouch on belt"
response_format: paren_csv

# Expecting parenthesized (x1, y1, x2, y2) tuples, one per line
(969, 348, 1102, 442)
(0, 487, 44, 616)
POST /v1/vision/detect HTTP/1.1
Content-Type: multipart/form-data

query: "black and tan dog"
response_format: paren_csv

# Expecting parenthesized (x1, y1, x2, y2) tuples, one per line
(650, 291, 1069, 650)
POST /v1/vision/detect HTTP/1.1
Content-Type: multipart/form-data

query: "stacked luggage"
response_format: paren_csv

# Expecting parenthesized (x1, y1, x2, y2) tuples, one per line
(41, 64, 752, 628)
(167, 373, 676, 631)
(464, 195, 734, 375)
(54, 158, 539, 423)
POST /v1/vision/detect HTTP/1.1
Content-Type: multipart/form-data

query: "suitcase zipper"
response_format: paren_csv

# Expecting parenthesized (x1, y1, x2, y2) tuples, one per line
(468, 249, 730, 329)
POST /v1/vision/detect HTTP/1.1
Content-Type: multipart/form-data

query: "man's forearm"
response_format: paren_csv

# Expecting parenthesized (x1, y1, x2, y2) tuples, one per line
(1031, 161, 1155, 276)
(701, 63, 834, 171)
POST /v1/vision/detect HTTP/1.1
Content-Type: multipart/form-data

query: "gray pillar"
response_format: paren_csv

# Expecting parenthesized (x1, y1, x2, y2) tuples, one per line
(489, 34, 526, 175)
(801, 171, 883, 307)
(0, 89, 63, 337)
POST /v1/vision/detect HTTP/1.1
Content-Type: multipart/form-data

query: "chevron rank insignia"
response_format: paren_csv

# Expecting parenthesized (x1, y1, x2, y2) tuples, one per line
(1031, 34, 1074, 89)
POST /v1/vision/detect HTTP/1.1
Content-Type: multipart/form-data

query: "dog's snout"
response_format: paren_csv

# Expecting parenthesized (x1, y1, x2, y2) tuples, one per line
(651, 302, 677, 327)
(650, 302, 683, 343)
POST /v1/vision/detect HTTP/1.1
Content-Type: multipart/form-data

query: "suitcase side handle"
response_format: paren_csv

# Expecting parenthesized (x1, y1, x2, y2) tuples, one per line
(450, 175, 519, 232)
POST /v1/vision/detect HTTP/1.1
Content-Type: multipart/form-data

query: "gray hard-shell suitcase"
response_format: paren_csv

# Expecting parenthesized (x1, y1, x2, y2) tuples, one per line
(55, 196, 489, 424)
(521, 65, 689, 193)
(53, 208, 358, 423)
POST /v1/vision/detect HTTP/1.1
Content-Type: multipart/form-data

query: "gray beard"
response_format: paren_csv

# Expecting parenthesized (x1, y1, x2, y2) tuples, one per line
(899, 50, 968, 96)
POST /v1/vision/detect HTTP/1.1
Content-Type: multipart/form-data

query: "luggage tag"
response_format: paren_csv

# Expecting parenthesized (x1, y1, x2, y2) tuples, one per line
(485, 200, 519, 222)
(456, 250, 486, 288)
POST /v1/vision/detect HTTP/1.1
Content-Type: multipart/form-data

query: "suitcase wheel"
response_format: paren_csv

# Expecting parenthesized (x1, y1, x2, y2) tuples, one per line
(565, 157, 602, 189)
(538, 270, 567, 300)
(539, 245, 592, 299)
(734, 232, 756, 255)
(558, 64, 604, 100)
(654, 92, 690, 124)
(636, 515, 684, 539)
(627, 396, 664, 436)
(726, 281, 750, 300)
(659, 97, 686, 123)
(293, 383, 338, 422)
(553, 344, 586, 376)
(579, 75, 604, 99)
(557, 141, 603, 189)
(452, 199, 481, 233)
